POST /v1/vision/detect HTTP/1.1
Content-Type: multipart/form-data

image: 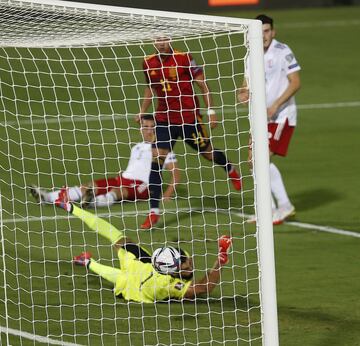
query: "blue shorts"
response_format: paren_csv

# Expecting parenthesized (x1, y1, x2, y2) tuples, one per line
(154, 121, 210, 152)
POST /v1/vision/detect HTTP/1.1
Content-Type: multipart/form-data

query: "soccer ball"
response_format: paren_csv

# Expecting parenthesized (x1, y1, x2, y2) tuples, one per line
(151, 247, 181, 275)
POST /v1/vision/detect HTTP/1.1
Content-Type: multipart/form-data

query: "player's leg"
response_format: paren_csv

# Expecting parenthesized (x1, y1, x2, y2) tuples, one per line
(70, 204, 125, 244)
(89, 261, 122, 285)
(120, 243, 152, 263)
(93, 186, 128, 207)
(183, 121, 242, 190)
(270, 161, 295, 224)
(268, 121, 296, 224)
(97, 176, 149, 207)
(141, 123, 177, 229)
(29, 185, 82, 204)
(73, 252, 121, 285)
(269, 161, 291, 208)
(81, 177, 120, 208)
(140, 147, 167, 229)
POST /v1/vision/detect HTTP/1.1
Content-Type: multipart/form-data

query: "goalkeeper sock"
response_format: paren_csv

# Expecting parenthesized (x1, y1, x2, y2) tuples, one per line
(88, 260, 121, 285)
(213, 149, 233, 172)
(72, 205, 124, 244)
(149, 161, 163, 209)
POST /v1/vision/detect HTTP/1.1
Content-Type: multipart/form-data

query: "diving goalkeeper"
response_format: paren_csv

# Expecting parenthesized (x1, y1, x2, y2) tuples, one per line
(56, 199, 232, 302)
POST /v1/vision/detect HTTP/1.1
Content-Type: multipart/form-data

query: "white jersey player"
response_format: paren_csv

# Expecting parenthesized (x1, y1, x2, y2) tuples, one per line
(30, 115, 180, 208)
(238, 14, 301, 225)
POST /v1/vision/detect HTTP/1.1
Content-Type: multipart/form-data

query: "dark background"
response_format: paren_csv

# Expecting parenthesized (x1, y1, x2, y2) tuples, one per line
(68, 0, 359, 13)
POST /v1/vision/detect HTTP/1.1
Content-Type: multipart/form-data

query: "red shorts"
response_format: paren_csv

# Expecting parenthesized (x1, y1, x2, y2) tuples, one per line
(94, 175, 149, 200)
(268, 119, 295, 157)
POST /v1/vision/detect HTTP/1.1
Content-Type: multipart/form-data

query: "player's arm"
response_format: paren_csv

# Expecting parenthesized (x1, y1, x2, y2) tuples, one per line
(183, 236, 232, 299)
(136, 86, 153, 122)
(267, 71, 301, 119)
(238, 79, 250, 104)
(162, 161, 181, 201)
(194, 73, 217, 129)
(183, 260, 222, 298)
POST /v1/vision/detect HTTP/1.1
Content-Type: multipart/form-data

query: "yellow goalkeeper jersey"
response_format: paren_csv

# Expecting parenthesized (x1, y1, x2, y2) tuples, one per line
(114, 249, 191, 303)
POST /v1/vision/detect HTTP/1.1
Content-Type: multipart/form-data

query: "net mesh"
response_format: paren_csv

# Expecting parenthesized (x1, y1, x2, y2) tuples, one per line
(0, 1, 262, 345)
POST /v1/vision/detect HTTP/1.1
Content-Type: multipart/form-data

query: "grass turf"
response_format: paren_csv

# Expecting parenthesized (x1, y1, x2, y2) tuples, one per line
(1, 4, 360, 346)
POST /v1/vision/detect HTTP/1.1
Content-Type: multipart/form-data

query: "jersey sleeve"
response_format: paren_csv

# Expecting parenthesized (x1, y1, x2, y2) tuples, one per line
(168, 278, 192, 299)
(143, 59, 150, 84)
(187, 53, 203, 79)
(163, 151, 177, 166)
(283, 47, 301, 75)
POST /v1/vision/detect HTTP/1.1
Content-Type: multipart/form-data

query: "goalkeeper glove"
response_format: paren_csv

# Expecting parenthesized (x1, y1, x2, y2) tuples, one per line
(218, 235, 232, 265)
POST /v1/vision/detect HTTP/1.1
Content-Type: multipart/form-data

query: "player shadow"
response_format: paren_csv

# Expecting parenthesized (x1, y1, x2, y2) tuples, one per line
(291, 188, 341, 212)
(170, 295, 256, 321)
(182, 295, 251, 308)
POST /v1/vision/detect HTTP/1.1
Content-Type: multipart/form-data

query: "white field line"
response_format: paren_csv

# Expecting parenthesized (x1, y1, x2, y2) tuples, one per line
(2, 207, 360, 238)
(229, 210, 360, 238)
(0, 326, 84, 346)
(297, 101, 360, 110)
(1, 101, 360, 127)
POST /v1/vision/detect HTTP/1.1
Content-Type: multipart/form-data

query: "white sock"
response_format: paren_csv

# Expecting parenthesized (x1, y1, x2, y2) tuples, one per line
(67, 186, 82, 201)
(94, 191, 117, 207)
(269, 163, 291, 208)
(44, 186, 82, 203)
(271, 194, 276, 211)
(44, 191, 61, 203)
(150, 208, 160, 215)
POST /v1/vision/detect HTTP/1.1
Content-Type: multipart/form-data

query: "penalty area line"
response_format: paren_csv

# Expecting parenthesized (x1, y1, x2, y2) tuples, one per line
(0, 326, 84, 346)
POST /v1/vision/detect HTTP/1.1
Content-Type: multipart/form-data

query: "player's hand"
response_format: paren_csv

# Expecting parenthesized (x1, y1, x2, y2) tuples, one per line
(267, 103, 279, 119)
(238, 87, 249, 103)
(218, 235, 232, 265)
(162, 195, 172, 202)
(134, 114, 142, 123)
(209, 113, 218, 129)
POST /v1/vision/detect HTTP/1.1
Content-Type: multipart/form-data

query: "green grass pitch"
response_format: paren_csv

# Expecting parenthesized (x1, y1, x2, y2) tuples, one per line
(0, 5, 360, 346)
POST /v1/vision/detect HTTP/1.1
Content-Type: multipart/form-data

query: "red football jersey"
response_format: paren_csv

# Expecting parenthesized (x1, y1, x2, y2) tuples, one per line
(143, 50, 203, 124)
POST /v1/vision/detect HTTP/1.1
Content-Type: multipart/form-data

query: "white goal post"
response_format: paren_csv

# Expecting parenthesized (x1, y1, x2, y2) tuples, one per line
(0, 0, 278, 345)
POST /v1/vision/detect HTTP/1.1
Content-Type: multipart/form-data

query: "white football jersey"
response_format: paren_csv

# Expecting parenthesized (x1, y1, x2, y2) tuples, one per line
(264, 39, 301, 125)
(121, 142, 177, 184)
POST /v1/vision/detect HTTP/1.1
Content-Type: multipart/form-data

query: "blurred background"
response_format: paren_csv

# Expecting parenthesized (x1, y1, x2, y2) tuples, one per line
(68, 0, 359, 12)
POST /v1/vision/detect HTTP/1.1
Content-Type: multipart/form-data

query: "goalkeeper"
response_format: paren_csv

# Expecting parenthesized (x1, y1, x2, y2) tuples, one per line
(57, 199, 232, 303)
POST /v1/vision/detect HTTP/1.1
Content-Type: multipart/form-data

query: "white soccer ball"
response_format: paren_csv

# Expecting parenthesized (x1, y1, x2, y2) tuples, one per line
(151, 247, 181, 275)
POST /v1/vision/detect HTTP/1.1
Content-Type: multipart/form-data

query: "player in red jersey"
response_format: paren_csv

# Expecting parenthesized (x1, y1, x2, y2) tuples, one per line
(137, 37, 242, 229)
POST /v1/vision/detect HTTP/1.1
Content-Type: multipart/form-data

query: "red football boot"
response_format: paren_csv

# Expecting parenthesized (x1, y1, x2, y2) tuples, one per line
(73, 251, 92, 267)
(141, 212, 160, 229)
(55, 187, 73, 213)
(228, 168, 242, 191)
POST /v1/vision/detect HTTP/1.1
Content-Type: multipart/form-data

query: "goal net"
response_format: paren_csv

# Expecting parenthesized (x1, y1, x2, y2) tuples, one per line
(0, 0, 278, 345)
